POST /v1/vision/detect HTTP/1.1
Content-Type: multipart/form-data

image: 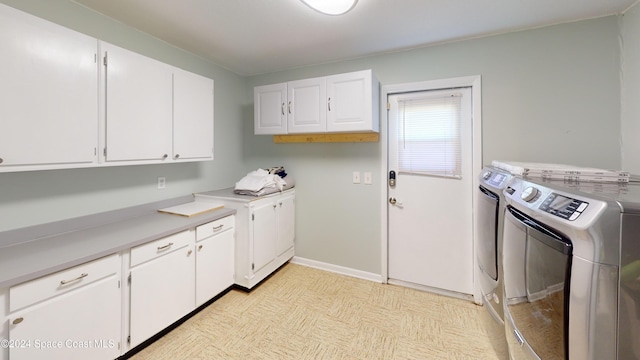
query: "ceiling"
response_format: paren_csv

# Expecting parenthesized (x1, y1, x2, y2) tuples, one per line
(71, 0, 638, 76)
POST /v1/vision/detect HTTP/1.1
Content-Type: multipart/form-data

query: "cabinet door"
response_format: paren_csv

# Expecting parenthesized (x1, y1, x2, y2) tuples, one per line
(326, 70, 377, 132)
(251, 201, 277, 273)
(129, 245, 195, 347)
(276, 193, 295, 257)
(102, 42, 173, 162)
(0, 4, 98, 169)
(195, 229, 234, 306)
(173, 68, 214, 161)
(287, 77, 326, 133)
(254, 83, 287, 134)
(9, 276, 121, 360)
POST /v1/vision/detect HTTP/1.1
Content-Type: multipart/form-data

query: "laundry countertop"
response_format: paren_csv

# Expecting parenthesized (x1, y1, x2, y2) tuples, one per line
(0, 196, 236, 289)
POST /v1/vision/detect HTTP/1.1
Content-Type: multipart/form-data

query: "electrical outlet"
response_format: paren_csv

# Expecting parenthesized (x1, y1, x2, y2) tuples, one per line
(157, 177, 166, 189)
(352, 171, 361, 184)
(364, 172, 372, 185)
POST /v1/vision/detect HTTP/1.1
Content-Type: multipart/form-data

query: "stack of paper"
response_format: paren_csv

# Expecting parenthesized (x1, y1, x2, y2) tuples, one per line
(491, 161, 631, 183)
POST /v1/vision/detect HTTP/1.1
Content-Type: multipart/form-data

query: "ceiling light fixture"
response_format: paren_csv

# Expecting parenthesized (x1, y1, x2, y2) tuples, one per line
(300, 0, 358, 15)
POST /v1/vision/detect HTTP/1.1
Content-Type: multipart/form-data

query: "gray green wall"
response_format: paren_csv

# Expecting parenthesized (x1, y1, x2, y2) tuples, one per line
(246, 16, 622, 274)
(622, 3, 640, 173)
(0, 1, 628, 277)
(0, 0, 248, 231)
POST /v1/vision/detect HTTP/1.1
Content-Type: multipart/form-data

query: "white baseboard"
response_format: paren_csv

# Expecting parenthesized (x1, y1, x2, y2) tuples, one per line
(290, 256, 383, 283)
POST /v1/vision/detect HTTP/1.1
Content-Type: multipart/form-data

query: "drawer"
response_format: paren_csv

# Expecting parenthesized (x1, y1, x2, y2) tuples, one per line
(10, 253, 120, 312)
(130, 230, 192, 267)
(196, 215, 234, 242)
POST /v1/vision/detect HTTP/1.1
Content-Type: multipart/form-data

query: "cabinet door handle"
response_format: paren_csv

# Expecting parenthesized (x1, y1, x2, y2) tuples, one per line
(187, 250, 193, 256)
(12, 317, 24, 325)
(60, 272, 88, 285)
(174, 154, 180, 159)
(328, 97, 331, 111)
(162, 154, 168, 159)
(0, 158, 3, 164)
(281, 102, 285, 116)
(198, 244, 203, 251)
(212, 224, 224, 231)
(288, 101, 292, 114)
(157, 242, 174, 251)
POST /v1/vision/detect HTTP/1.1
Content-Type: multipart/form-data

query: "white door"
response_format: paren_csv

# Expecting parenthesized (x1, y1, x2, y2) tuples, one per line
(102, 41, 173, 162)
(251, 200, 277, 273)
(388, 87, 474, 295)
(173, 68, 214, 161)
(254, 82, 288, 134)
(287, 77, 326, 133)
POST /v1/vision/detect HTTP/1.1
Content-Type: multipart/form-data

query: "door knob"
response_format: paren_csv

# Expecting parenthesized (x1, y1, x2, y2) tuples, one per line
(389, 197, 396, 205)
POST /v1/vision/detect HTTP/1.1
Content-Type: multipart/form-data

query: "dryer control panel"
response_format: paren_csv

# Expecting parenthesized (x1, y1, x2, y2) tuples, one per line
(539, 193, 589, 221)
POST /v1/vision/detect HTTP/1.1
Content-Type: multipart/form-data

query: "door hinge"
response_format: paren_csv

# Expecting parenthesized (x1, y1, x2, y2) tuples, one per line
(94, 53, 97, 63)
(94, 147, 97, 156)
(103, 52, 108, 66)
(387, 102, 391, 110)
(118, 342, 121, 350)
(127, 335, 131, 344)
(103, 148, 107, 157)
(128, 273, 131, 285)
(118, 280, 121, 289)
(252, 214, 254, 221)
(252, 263, 255, 271)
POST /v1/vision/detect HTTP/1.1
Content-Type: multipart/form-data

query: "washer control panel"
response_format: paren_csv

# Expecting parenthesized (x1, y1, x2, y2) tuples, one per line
(539, 193, 589, 221)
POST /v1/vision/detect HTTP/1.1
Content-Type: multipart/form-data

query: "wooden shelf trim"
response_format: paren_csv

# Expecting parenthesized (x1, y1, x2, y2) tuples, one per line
(273, 133, 379, 143)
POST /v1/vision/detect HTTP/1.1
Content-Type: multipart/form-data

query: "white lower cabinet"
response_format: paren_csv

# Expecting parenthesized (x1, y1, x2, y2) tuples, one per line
(195, 216, 235, 306)
(128, 230, 195, 348)
(0, 215, 235, 360)
(7, 254, 121, 360)
(195, 189, 295, 290)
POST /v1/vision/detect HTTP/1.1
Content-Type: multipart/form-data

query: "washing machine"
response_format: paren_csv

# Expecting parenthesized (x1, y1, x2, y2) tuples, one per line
(502, 177, 640, 359)
(477, 166, 515, 357)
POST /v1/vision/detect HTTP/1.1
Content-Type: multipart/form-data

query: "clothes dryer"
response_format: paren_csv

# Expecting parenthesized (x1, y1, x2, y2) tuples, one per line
(477, 166, 515, 357)
(502, 177, 640, 359)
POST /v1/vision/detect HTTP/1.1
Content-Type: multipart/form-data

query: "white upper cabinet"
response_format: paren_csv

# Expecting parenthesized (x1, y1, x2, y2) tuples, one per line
(287, 77, 326, 133)
(327, 69, 379, 133)
(173, 68, 214, 161)
(254, 69, 379, 135)
(254, 83, 288, 134)
(0, 3, 215, 172)
(101, 42, 173, 163)
(0, 3, 98, 171)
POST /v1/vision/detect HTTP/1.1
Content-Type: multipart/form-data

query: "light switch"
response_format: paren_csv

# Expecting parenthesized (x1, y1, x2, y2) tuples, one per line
(353, 171, 361, 184)
(158, 177, 166, 189)
(364, 172, 372, 185)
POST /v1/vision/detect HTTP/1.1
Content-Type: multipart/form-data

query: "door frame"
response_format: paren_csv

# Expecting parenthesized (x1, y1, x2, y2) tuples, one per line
(379, 75, 482, 303)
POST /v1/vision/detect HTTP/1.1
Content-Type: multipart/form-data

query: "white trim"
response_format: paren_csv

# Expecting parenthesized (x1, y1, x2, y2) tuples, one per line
(290, 256, 383, 283)
(380, 75, 483, 304)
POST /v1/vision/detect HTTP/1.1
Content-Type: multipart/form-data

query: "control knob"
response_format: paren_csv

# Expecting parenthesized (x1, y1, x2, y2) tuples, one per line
(521, 186, 539, 203)
(482, 171, 492, 180)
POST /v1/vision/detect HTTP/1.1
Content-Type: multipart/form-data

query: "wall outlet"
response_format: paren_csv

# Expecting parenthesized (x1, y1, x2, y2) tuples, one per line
(352, 171, 361, 184)
(364, 172, 372, 185)
(157, 177, 166, 189)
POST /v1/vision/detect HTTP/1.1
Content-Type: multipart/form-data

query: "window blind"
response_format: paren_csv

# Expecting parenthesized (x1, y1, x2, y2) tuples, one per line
(396, 92, 462, 178)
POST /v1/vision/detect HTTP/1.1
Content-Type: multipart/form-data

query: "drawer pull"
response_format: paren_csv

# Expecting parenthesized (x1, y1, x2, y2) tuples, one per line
(12, 317, 24, 325)
(212, 224, 224, 231)
(60, 272, 88, 285)
(187, 250, 193, 256)
(157, 242, 174, 251)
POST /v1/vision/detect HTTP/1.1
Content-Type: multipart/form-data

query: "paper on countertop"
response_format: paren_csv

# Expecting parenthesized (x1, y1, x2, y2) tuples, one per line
(158, 201, 224, 217)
